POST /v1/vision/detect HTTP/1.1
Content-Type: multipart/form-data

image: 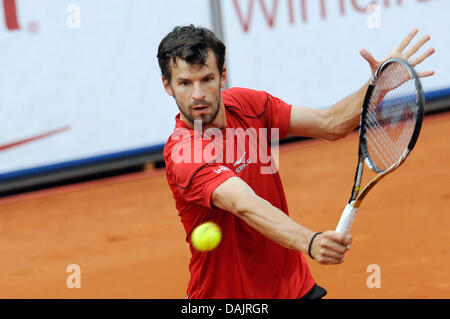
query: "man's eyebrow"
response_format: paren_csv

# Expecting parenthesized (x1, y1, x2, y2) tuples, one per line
(175, 73, 216, 81)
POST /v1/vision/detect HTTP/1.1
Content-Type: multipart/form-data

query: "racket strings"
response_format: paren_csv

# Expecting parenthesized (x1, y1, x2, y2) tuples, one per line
(365, 96, 414, 164)
(364, 63, 419, 172)
(368, 89, 416, 166)
(366, 94, 416, 168)
(365, 91, 405, 166)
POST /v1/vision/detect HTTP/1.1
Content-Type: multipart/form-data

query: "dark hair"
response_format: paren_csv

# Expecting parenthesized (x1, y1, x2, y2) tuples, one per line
(157, 25, 226, 82)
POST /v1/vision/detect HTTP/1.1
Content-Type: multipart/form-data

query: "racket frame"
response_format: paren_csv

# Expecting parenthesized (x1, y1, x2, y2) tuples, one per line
(336, 58, 425, 234)
(360, 58, 425, 175)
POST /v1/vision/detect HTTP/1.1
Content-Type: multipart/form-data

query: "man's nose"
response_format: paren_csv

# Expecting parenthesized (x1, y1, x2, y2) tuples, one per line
(192, 82, 206, 100)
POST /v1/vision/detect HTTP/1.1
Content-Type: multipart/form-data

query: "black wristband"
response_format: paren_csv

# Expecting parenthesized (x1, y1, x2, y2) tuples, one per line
(308, 232, 322, 260)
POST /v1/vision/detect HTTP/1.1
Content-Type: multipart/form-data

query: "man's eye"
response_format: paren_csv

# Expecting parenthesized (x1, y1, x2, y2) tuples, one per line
(181, 81, 190, 86)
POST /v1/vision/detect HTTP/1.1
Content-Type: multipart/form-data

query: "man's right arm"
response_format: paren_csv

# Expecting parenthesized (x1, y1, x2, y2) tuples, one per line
(211, 176, 352, 265)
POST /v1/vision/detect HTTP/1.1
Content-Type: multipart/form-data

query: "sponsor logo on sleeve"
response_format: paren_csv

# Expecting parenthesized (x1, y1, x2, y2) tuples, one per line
(214, 166, 231, 175)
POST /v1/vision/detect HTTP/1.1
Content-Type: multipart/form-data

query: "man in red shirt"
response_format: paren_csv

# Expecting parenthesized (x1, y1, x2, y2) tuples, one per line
(157, 25, 434, 299)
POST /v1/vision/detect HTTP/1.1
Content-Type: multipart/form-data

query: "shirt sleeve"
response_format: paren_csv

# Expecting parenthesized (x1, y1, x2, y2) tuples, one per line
(169, 162, 236, 209)
(165, 128, 237, 209)
(223, 88, 292, 139)
(264, 92, 292, 140)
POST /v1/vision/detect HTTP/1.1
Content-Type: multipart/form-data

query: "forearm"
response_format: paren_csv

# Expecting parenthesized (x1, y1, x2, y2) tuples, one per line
(212, 177, 352, 264)
(235, 194, 315, 253)
(288, 81, 370, 141)
(326, 81, 370, 139)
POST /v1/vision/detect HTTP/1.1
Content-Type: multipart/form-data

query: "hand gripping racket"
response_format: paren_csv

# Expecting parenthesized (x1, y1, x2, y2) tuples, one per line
(336, 58, 425, 234)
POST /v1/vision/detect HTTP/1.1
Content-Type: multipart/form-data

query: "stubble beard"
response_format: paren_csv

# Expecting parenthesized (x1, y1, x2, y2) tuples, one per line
(176, 90, 221, 128)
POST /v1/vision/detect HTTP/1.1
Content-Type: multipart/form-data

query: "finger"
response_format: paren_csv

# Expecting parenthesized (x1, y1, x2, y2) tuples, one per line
(322, 231, 347, 243)
(322, 232, 352, 252)
(360, 49, 375, 62)
(360, 49, 378, 68)
(410, 47, 435, 66)
(417, 70, 435, 78)
(321, 248, 346, 260)
(316, 256, 344, 265)
(404, 34, 431, 59)
(344, 234, 353, 246)
(322, 240, 347, 254)
(395, 28, 419, 53)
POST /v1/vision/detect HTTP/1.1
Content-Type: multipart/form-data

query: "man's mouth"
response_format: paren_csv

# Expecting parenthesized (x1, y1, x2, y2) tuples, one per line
(192, 105, 210, 113)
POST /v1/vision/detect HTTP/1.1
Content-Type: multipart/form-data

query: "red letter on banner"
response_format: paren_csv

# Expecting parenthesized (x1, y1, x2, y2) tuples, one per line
(233, 0, 279, 32)
(3, 0, 20, 30)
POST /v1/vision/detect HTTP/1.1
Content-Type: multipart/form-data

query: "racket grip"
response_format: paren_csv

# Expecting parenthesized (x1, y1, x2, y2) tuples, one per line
(336, 203, 358, 234)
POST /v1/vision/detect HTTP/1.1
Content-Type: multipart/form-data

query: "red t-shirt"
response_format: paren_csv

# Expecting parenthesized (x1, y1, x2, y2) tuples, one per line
(163, 87, 315, 298)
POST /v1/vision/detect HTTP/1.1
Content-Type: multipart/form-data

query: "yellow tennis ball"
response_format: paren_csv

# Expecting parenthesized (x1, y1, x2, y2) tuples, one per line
(191, 222, 222, 251)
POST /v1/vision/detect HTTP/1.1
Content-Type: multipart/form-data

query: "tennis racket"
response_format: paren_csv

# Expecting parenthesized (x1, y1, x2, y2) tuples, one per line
(336, 58, 425, 234)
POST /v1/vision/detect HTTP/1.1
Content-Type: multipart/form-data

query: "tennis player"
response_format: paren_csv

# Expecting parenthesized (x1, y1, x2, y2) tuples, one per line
(157, 25, 434, 299)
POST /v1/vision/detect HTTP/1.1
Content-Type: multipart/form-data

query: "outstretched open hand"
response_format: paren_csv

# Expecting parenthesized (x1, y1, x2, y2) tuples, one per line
(360, 28, 435, 78)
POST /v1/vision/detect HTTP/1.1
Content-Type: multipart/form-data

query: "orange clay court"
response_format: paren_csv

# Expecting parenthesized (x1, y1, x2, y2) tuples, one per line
(0, 112, 448, 299)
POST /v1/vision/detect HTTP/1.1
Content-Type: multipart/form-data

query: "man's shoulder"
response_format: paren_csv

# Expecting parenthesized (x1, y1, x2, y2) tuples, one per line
(163, 128, 218, 185)
(164, 126, 194, 153)
(163, 126, 201, 167)
(223, 87, 268, 104)
(223, 87, 269, 118)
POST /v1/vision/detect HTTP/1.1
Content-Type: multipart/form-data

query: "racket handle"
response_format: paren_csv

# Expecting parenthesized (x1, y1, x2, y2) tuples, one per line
(336, 203, 358, 234)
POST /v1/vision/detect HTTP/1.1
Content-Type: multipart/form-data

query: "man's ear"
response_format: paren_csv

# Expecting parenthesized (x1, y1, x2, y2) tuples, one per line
(220, 67, 227, 89)
(162, 77, 174, 97)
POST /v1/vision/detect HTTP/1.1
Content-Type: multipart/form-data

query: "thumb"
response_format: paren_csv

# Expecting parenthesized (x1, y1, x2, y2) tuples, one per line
(360, 49, 378, 70)
(343, 234, 353, 248)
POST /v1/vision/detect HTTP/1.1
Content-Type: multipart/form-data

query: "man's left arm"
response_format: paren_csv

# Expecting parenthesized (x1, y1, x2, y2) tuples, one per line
(288, 28, 435, 141)
(288, 81, 369, 141)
